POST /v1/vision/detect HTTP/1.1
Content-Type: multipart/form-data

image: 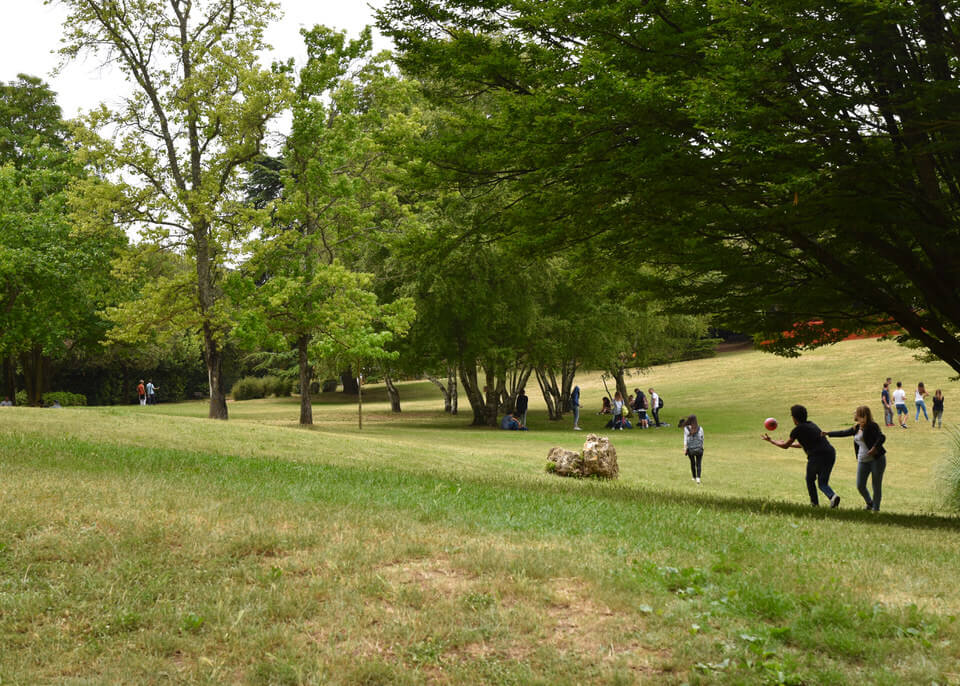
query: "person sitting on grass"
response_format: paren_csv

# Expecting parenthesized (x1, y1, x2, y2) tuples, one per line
(762, 404, 841, 509)
(598, 397, 612, 415)
(500, 412, 528, 431)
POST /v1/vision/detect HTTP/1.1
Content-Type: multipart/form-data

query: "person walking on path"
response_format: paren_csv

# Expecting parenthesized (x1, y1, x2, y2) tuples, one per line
(932, 390, 945, 428)
(137, 380, 146, 406)
(824, 405, 887, 511)
(914, 382, 929, 422)
(680, 414, 704, 483)
(572, 385, 582, 431)
(881, 378, 894, 427)
(515, 388, 528, 428)
(649, 388, 661, 427)
(762, 404, 841, 508)
(892, 381, 909, 428)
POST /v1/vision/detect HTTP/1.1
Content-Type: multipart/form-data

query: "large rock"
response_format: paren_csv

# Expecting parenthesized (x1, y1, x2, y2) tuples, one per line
(546, 447, 582, 477)
(546, 433, 618, 479)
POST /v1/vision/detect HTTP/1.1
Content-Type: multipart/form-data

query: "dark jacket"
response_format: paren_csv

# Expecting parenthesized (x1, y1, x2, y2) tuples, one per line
(826, 421, 886, 460)
(515, 393, 528, 414)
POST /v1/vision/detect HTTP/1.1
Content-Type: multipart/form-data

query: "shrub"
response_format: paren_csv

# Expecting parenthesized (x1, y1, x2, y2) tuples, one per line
(262, 375, 292, 398)
(15, 390, 26, 406)
(940, 430, 960, 512)
(231, 376, 293, 400)
(43, 391, 87, 407)
(231, 376, 267, 401)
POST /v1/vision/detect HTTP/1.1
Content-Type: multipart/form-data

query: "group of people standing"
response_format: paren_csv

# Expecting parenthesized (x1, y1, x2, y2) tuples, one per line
(881, 378, 945, 429)
(136, 379, 159, 406)
(596, 388, 663, 430)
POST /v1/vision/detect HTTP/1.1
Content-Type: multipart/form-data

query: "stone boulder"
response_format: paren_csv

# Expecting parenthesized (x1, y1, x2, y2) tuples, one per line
(546, 433, 618, 479)
(546, 447, 582, 477)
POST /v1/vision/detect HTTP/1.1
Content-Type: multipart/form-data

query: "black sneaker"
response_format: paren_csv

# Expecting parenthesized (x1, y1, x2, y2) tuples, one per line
(830, 494, 841, 508)
(864, 503, 874, 511)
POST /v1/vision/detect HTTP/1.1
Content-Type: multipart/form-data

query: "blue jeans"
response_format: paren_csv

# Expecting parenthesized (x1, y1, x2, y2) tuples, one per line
(573, 406, 580, 428)
(883, 405, 893, 426)
(806, 451, 836, 505)
(915, 400, 929, 420)
(857, 455, 886, 510)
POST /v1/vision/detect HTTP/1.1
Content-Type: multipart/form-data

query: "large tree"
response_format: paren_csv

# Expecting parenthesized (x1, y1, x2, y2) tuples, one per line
(0, 75, 122, 405)
(58, 0, 292, 418)
(379, 0, 960, 374)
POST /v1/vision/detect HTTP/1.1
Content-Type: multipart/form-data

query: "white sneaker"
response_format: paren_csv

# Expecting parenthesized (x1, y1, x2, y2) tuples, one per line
(574, 426, 582, 431)
(696, 478, 701, 484)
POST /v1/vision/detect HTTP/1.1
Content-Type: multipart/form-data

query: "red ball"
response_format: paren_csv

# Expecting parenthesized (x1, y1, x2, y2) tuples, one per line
(764, 417, 778, 431)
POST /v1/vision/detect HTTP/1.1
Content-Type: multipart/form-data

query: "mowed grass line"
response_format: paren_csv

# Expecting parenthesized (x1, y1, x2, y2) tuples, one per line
(1, 429, 959, 684)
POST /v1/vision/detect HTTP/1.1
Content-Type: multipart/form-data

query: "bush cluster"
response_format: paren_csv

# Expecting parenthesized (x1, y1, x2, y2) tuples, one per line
(12, 390, 87, 407)
(230, 376, 293, 401)
(941, 430, 960, 512)
(44, 391, 87, 407)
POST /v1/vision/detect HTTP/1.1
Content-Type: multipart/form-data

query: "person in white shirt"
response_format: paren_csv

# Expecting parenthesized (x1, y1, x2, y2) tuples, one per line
(892, 381, 908, 429)
(649, 388, 661, 427)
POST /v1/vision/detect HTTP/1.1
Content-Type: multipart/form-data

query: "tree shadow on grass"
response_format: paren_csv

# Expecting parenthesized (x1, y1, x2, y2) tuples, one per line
(568, 477, 960, 533)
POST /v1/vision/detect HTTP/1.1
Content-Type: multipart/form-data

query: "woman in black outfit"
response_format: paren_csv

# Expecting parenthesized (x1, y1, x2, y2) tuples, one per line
(824, 405, 887, 511)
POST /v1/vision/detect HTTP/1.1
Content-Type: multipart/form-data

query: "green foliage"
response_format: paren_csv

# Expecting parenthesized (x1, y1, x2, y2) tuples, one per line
(59, 0, 294, 419)
(939, 430, 960, 512)
(0, 75, 125, 404)
(41, 391, 87, 407)
(230, 376, 293, 401)
(378, 0, 960, 376)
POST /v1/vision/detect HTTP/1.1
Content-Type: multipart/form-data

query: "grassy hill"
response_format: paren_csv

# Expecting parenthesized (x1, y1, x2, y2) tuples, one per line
(1, 338, 958, 684)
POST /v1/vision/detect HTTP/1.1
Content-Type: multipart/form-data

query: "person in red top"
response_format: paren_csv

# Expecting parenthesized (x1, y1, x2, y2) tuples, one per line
(137, 380, 146, 406)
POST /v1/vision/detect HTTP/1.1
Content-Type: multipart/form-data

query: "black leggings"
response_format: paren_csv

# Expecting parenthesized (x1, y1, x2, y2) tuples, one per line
(687, 449, 703, 478)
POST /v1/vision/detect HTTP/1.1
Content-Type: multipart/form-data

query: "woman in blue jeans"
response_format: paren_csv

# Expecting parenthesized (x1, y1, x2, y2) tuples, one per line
(914, 382, 930, 421)
(824, 405, 887, 511)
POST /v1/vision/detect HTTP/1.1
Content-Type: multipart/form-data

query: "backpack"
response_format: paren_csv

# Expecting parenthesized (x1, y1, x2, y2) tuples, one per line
(658, 396, 664, 409)
(685, 426, 703, 451)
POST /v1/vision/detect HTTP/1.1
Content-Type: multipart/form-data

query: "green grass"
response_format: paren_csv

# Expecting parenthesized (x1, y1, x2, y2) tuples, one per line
(1, 338, 959, 684)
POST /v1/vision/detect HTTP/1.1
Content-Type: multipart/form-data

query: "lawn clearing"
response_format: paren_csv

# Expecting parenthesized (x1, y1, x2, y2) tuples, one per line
(1, 339, 959, 684)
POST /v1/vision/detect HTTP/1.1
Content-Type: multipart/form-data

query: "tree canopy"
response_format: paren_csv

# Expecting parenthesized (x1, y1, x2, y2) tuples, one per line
(378, 0, 960, 375)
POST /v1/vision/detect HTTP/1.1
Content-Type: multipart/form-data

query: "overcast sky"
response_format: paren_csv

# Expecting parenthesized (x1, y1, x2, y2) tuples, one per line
(0, 0, 389, 116)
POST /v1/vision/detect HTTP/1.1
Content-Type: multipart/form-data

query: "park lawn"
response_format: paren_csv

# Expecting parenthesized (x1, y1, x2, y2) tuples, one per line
(1, 338, 958, 684)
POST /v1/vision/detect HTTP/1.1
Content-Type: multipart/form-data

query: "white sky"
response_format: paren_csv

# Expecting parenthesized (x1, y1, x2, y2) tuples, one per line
(0, 0, 389, 117)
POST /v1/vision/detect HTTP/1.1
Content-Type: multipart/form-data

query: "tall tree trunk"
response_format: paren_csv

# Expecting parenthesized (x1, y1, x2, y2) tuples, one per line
(426, 372, 452, 412)
(340, 367, 359, 394)
(202, 322, 228, 419)
(560, 358, 577, 412)
(357, 368, 363, 430)
(448, 365, 458, 414)
(2, 355, 15, 405)
(458, 360, 488, 426)
(535, 366, 561, 420)
(20, 346, 46, 406)
(483, 364, 501, 426)
(382, 364, 401, 412)
(504, 365, 533, 413)
(614, 367, 627, 401)
(298, 334, 313, 425)
(196, 228, 228, 420)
